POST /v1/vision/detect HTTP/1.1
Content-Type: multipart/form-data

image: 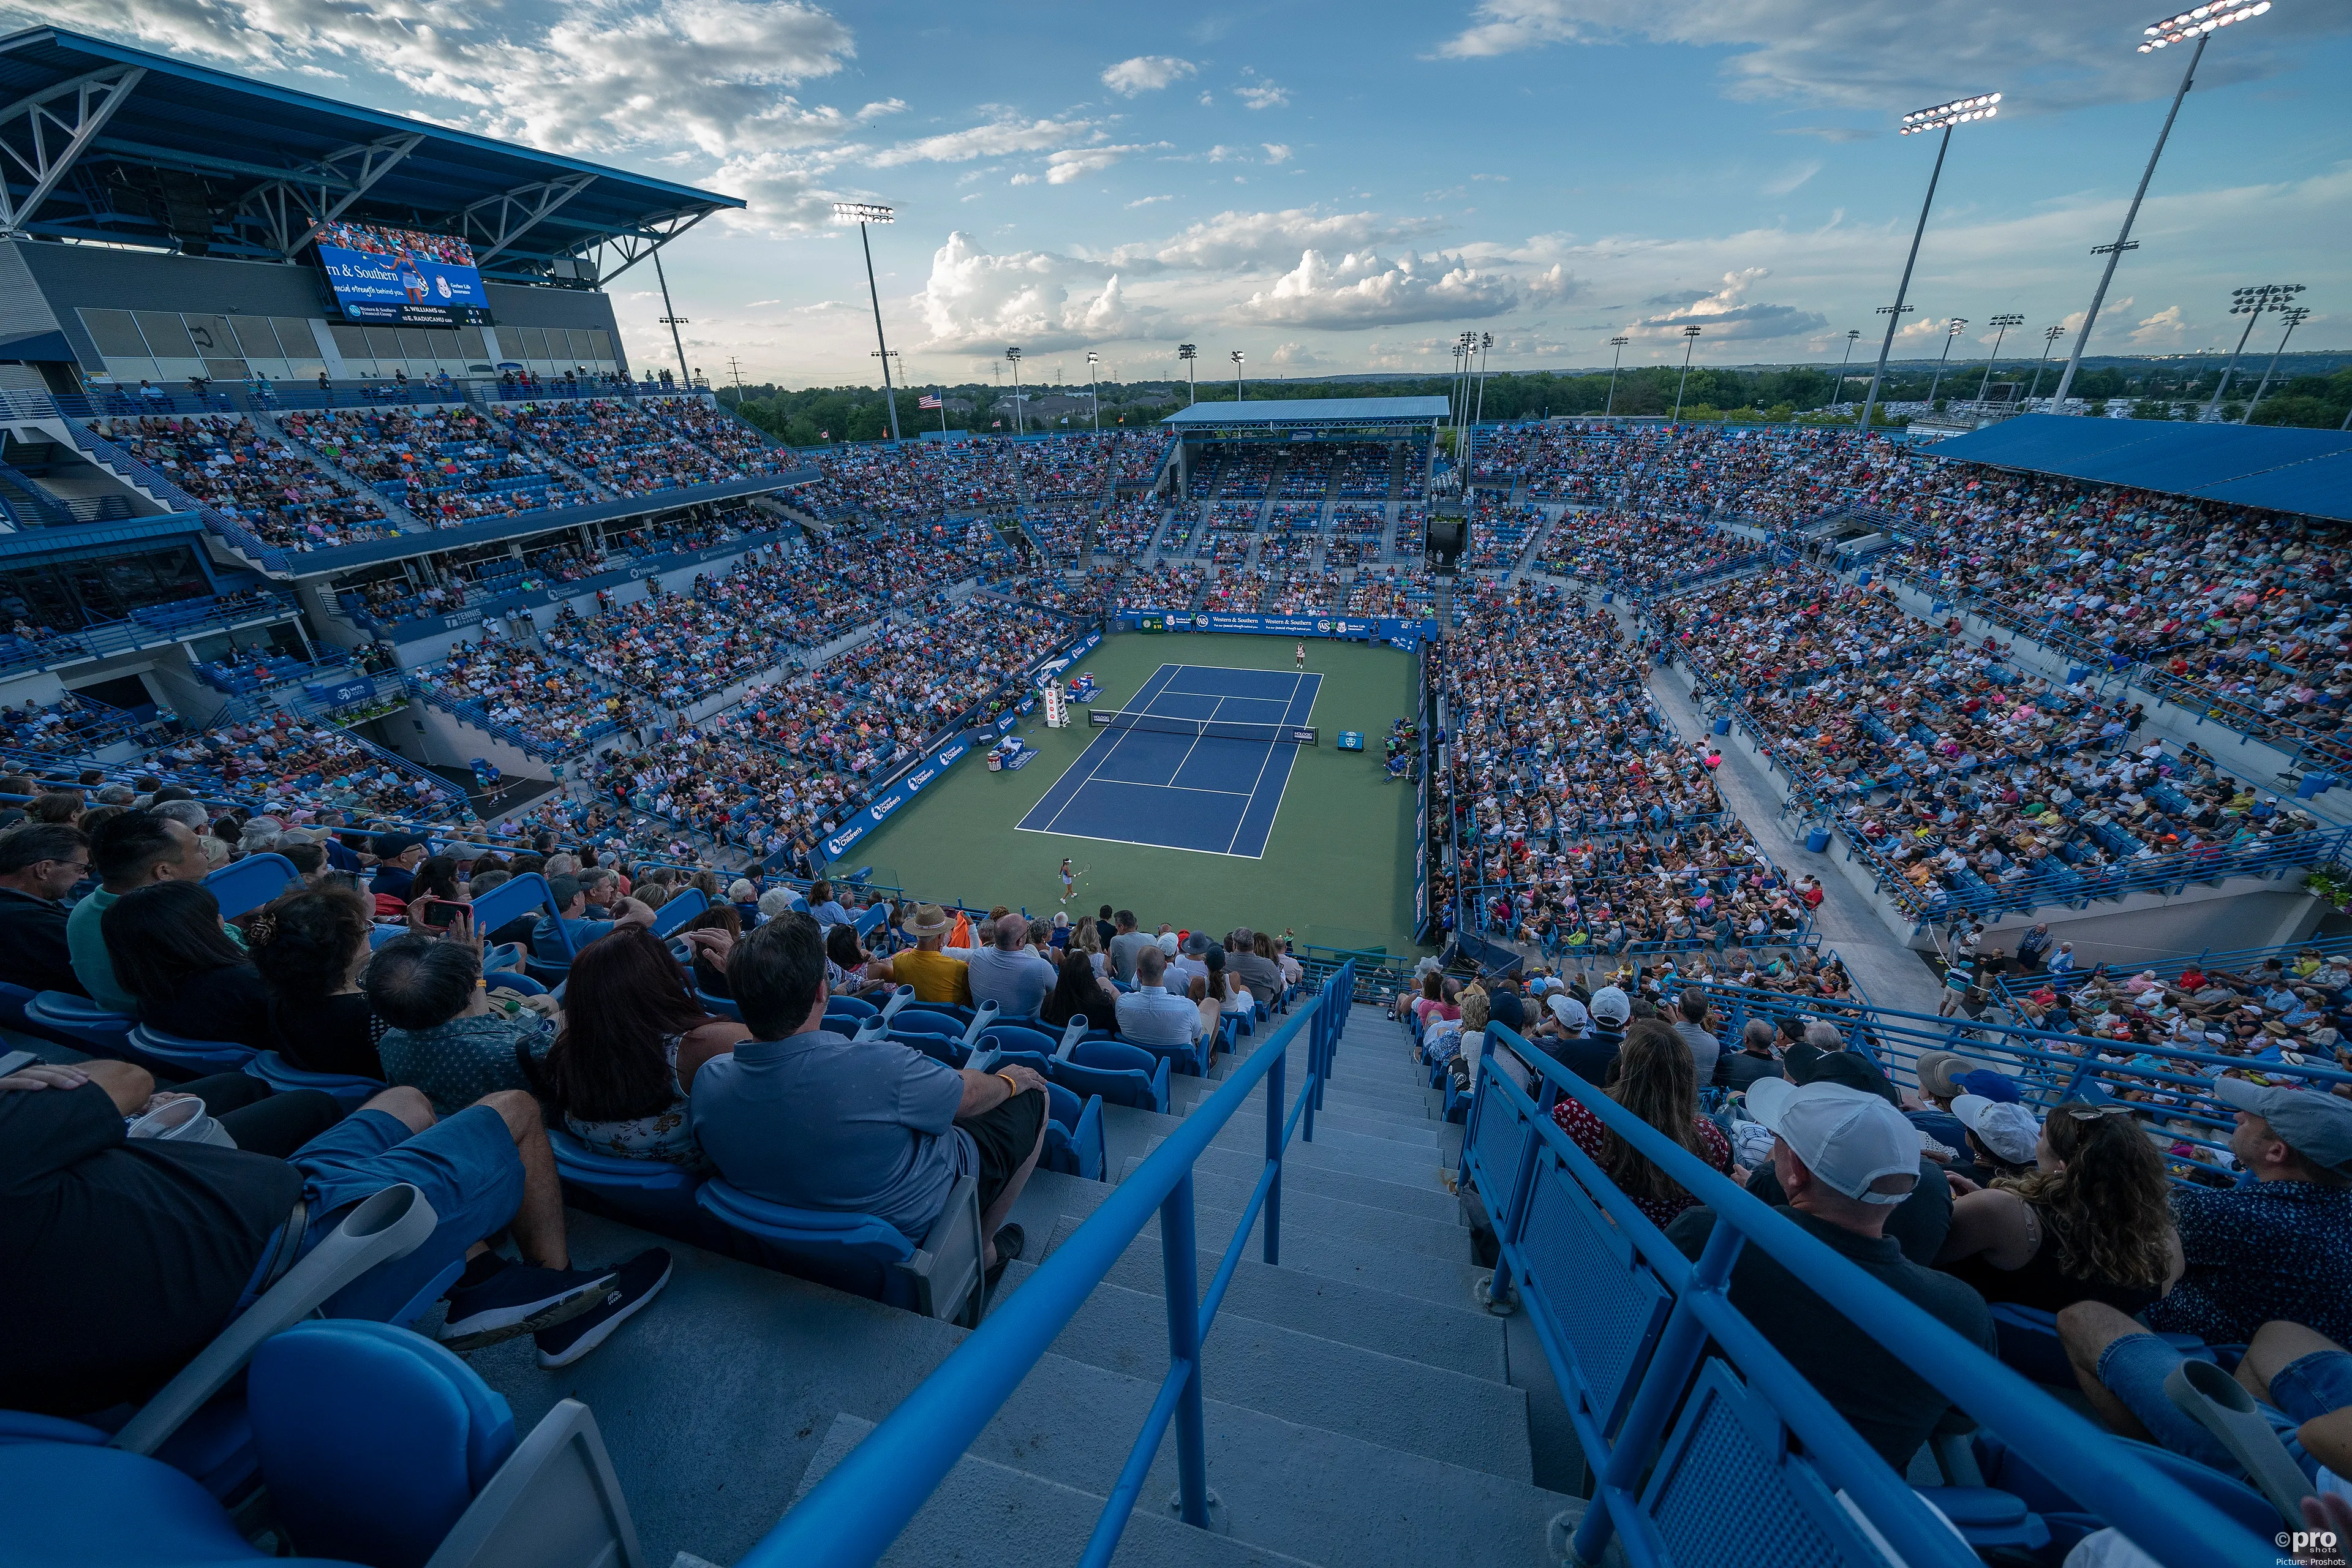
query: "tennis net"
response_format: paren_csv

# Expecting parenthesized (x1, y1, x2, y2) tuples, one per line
(1089, 708, 1318, 745)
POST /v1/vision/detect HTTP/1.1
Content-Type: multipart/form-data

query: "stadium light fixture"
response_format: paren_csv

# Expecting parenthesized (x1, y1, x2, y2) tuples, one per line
(1924, 317, 1969, 410)
(1831, 328, 1862, 409)
(1605, 335, 1630, 415)
(1086, 350, 1101, 432)
(1858, 89, 2002, 434)
(650, 247, 693, 387)
(2242, 303, 2309, 424)
(2052, 2, 2273, 411)
(1177, 342, 1198, 405)
(834, 202, 903, 443)
(1006, 345, 1024, 434)
(1472, 330, 1496, 430)
(1231, 349, 1245, 402)
(2205, 283, 2301, 418)
(1671, 324, 1702, 421)
(1975, 313, 2026, 406)
(2025, 323, 2066, 406)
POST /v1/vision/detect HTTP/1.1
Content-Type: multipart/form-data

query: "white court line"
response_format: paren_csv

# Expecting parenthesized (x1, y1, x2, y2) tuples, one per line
(1034, 662, 1205, 835)
(1237, 669, 1321, 857)
(1012, 815, 1267, 861)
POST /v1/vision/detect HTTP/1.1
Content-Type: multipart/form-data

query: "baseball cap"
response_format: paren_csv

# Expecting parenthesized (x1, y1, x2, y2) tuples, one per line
(371, 830, 428, 859)
(1547, 994, 1591, 1035)
(1588, 986, 1632, 1026)
(2213, 1077, 2352, 1177)
(1744, 1079, 1921, 1205)
(1912, 1050, 1969, 1101)
(1953, 1094, 2041, 1166)
(1954, 1068, 2022, 1105)
(546, 873, 584, 913)
(1157, 931, 1180, 957)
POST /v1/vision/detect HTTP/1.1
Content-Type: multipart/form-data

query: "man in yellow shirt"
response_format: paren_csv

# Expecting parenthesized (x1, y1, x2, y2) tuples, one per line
(890, 903, 973, 1004)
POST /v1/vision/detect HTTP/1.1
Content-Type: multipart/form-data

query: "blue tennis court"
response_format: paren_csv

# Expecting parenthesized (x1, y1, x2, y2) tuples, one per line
(1015, 663, 1321, 858)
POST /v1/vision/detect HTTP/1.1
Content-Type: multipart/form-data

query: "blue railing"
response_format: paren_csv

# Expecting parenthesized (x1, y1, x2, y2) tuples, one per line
(1465, 1023, 2271, 1568)
(742, 962, 1355, 1566)
(1989, 932, 2352, 1003)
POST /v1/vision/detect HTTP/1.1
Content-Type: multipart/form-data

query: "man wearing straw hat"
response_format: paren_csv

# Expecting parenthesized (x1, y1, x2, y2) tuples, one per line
(891, 903, 972, 1005)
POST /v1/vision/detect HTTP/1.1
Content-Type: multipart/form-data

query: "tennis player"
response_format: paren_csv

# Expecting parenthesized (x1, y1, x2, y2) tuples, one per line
(1060, 858, 1076, 903)
(1294, 641, 1306, 670)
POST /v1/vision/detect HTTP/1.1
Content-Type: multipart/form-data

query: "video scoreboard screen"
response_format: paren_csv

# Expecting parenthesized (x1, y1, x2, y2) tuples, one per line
(314, 221, 492, 326)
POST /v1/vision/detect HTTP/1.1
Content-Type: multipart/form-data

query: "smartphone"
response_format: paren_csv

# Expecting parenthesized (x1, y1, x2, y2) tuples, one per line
(417, 897, 472, 929)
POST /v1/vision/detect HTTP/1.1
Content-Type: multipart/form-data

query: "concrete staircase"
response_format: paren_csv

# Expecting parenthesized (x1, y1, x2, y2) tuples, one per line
(466, 1008, 1584, 1567)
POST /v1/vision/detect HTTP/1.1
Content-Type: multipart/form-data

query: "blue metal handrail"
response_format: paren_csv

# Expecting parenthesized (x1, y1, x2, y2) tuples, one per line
(1469, 1023, 2271, 1568)
(742, 962, 1355, 1567)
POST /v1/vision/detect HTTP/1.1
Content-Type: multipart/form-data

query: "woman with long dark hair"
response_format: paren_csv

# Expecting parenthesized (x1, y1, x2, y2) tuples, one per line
(1937, 1102, 2182, 1313)
(102, 880, 273, 1050)
(543, 925, 748, 1169)
(1040, 946, 1115, 1029)
(246, 883, 385, 1077)
(1550, 1017, 1733, 1228)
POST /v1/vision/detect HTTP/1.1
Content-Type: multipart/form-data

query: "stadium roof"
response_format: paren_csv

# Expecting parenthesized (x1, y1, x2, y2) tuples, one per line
(1164, 396, 1452, 431)
(0, 27, 741, 288)
(1930, 413, 2352, 523)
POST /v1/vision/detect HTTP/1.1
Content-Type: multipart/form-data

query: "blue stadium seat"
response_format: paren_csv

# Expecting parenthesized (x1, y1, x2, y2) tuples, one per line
(694, 1176, 984, 1325)
(125, 1025, 257, 1076)
(1042, 1085, 1106, 1182)
(548, 1129, 715, 1248)
(1051, 1040, 1170, 1114)
(0, 978, 39, 1034)
(24, 991, 135, 1060)
(243, 1052, 386, 1110)
(0, 1317, 644, 1568)
(827, 994, 880, 1020)
(203, 853, 300, 919)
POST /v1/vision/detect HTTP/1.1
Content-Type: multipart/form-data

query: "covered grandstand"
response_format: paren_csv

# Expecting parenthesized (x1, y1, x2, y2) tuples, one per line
(1926, 413, 2352, 522)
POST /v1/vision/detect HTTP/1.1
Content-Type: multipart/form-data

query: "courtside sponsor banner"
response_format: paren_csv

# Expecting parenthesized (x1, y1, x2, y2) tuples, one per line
(1115, 611, 1434, 643)
(1033, 628, 1102, 688)
(820, 734, 980, 859)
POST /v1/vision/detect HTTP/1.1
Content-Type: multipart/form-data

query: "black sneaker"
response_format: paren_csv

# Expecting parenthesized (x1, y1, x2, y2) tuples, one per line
(438, 1263, 617, 1351)
(534, 1249, 673, 1369)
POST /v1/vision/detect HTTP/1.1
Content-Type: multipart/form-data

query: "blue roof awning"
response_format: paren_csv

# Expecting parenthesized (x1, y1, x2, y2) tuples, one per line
(1928, 415, 2352, 524)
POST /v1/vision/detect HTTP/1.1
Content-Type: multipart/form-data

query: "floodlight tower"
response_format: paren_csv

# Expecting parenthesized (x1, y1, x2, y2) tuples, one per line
(2052, 1, 2276, 411)
(1857, 91, 2003, 434)
(1177, 343, 1198, 404)
(833, 202, 903, 443)
(1604, 335, 1630, 415)
(1975, 313, 2026, 405)
(2241, 303, 2311, 424)
(1671, 324, 1702, 421)
(1472, 330, 1495, 426)
(1086, 350, 1101, 431)
(1230, 349, 1245, 402)
(1924, 318, 1969, 409)
(1831, 328, 1862, 410)
(2025, 324, 2066, 406)
(1006, 345, 1023, 433)
(2205, 284, 2301, 419)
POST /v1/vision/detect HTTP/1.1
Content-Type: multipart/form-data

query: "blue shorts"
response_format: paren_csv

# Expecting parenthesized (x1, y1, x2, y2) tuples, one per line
(2099, 1332, 2352, 1485)
(243, 1105, 524, 1323)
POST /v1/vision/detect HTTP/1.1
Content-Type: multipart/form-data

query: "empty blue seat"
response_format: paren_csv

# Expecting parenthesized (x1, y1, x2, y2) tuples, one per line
(24, 991, 135, 1060)
(1050, 1039, 1170, 1114)
(548, 1129, 715, 1248)
(244, 1052, 386, 1110)
(694, 1176, 984, 1324)
(125, 1025, 257, 1076)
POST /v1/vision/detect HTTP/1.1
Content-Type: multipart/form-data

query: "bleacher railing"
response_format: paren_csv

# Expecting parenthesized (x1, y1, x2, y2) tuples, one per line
(1692, 981, 2352, 1186)
(1464, 1024, 2271, 1568)
(742, 962, 1355, 1567)
(1988, 932, 2352, 1003)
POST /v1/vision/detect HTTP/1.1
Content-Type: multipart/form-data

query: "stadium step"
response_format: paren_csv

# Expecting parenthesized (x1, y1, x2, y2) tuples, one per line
(1142, 1140, 1464, 1225)
(1042, 1205, 1488, 1311)
(1166, 1084, 1448, 1147)
(1111, 1158, 1475, 1265)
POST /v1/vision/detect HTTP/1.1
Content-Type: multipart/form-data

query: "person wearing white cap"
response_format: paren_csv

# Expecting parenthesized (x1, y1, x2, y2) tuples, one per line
(1662, 1078, 1994, 1464)
(1950, 1093, 2040, 1180)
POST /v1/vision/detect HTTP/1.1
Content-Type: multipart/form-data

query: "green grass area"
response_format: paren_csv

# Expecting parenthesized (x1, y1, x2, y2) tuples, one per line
(842, 631, 1429, 957)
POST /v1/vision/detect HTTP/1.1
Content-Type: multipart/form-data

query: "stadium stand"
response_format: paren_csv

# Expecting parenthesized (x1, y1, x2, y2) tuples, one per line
(90, 415, 398, 551)
(284, 405, 594, 524)
(539, 583, 792, 704)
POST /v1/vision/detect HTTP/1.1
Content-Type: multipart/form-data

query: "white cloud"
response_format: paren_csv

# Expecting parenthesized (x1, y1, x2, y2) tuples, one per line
(872, 116, 1098, 167)
(1623, 267, 1827, 342)
(1101, 55, 1197, 95)
(1432, 0, 2334, 113)
(1044, 142, 1170, 184)
(1107, 207, 1446, 272)
(1234, 79, 1291, 110)
(1238, 247, 1520, 329)
(2128, 304, 2192, 347)
(914, 231, 1156, 351)
(1127, 194, 1174, 208)
(1261, 143, 1293, 164)
(1270, 341, 1328, 367)
(1762, 159, 1822, 197)
(1009, 173, 1040, 186)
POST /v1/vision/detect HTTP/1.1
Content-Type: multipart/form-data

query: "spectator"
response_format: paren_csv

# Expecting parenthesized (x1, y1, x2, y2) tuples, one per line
(1951, 1090, 2040, 1185)
(367, 918, 559, 1115)
(889, 903, 972, 1004)
(0, 1052, 660, 1411)
(1487, 970, 1526, 1035)
(0, 823, 89, 995)
(102, 881, 273, 1051)
(967, 910, 1056, 1017)
(1190, 946, 1251, 1043)
(532, 872, 655, 967)
(1553, 1019, 1734, 1229)
(1170, 931, 1213, 995)
(805, 879, 850, 927)
(1716, 1019, 1785, 1092)
(1115, 943, 1205, 1054)
(824, 922, 889, 999)
(1107, 910, 1151, 982)
(1666, 1079, 1996, 1465)
(680, 906, 741, 998)
(246, 884, 385, 1079)
(690, 913, 1046, 1270)
(1668, 987, 1721, 1082)
(546, 925, 749, 1170)
(1229, 927, 1283, 1003)
(1041, 947, 1116, 1030)
(369, 832, 429, 903)
(1937, 1101, 2182, 1314)
(67, 809, 210, 1014)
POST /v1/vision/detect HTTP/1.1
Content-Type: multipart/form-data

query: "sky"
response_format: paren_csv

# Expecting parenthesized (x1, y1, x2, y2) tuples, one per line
(24, 0, 2352, 388)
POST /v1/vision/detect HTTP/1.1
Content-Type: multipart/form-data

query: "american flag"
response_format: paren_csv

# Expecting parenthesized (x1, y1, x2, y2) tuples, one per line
(918, 394, 942, 409)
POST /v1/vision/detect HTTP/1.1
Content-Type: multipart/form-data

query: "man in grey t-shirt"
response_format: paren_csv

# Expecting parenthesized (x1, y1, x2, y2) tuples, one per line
(1227, 928, 1284, 1005)
(1669, 987, 1721, 1083)
(1106, 909, 1152, 984)
(965, 911, 1057, 1017)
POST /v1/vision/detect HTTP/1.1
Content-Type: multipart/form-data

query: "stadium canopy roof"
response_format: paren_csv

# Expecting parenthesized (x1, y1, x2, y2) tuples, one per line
(0, 26, 741, 288)
(1163, 396, 1452, 434)
(1929, 413, 2352, 524)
